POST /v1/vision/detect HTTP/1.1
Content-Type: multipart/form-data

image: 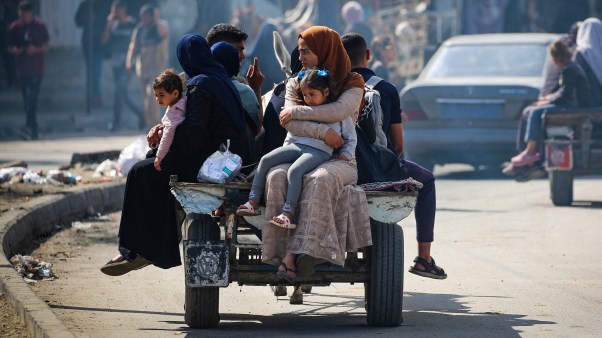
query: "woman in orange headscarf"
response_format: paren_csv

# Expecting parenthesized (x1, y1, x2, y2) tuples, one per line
(261, 26, 371, 281)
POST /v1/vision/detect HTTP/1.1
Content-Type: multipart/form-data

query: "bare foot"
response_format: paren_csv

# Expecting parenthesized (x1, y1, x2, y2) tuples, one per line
(281, 253, 296, 272)
(111, 254, 125, 263)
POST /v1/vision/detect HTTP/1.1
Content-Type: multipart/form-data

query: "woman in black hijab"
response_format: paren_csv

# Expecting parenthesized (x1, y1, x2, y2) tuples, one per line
(101, 34, 249, 275)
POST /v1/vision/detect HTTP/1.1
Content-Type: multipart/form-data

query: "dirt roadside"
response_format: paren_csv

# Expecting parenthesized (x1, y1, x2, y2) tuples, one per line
(0, 170, 124, 338)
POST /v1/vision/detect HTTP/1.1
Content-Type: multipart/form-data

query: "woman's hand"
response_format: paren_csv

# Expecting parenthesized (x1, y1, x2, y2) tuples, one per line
(338, 154, 349, 161)
(147, 123, 164, 147)
(324, 128, 344, 149)
(279, 107, 294, 127)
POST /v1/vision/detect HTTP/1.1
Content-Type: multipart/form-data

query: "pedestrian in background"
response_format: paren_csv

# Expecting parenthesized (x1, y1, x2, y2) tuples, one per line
(7, 0, 49, 140)
(102, 0, 144, 131)
(126, 3, 169, 130)
(341, 1, 373, 45)
(75, 0, 111, 108)
(0, 0, 19, 90)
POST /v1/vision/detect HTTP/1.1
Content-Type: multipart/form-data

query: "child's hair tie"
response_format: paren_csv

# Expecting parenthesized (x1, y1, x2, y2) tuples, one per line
(297, 69, 308, 79)
(317, 69, 329, 77)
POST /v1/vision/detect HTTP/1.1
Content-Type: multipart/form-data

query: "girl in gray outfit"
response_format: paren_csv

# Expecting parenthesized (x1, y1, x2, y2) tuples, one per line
(237, 69, 357, 229)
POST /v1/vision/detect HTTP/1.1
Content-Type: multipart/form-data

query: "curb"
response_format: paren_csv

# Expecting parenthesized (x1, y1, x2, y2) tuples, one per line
(0, 182, 125, 338)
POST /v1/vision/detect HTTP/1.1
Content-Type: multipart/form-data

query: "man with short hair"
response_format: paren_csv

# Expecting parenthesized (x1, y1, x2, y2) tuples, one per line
(342, 32, 447, 280)
(7, 1, 50, 140)
(206, 23, 264, 117)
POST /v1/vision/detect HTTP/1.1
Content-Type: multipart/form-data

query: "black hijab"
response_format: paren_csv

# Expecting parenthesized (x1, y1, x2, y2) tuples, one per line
(176, 34, 245, 131)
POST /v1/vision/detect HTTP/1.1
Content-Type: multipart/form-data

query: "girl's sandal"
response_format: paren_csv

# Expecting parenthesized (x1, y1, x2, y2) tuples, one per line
(236, 201, 261, 216)
(270, 213, 297, 229)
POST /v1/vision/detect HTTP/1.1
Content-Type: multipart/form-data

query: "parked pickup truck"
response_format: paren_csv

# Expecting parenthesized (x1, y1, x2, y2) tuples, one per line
(542, 108, 602, 206)
(169, 176, 421, 328)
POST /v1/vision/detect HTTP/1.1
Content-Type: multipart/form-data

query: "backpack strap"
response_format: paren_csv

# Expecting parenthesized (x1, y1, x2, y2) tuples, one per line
(365, 76, 383, 90)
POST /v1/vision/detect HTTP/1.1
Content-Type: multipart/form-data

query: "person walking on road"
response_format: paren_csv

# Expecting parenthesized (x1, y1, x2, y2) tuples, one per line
(7, 0, 50, 140)
(126, 3, 169, 130)
(102, 0, 145, 131)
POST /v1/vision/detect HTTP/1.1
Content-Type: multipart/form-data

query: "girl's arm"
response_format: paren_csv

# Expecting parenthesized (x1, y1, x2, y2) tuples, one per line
(338, 117, 358, 160)
(156, 108, 185, 160)
(282, 78, 363, 140)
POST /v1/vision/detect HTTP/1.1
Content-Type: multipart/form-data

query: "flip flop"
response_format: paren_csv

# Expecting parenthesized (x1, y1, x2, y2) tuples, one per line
(408, 256, 447, 280)
(100, 255, 151, 276)
(276, 261, 297, 283)
(270, 213, 296, 229)
(236, 201, 261, 216)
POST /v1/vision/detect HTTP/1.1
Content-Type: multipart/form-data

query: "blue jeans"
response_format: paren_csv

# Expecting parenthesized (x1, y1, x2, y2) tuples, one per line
(250, 143, 331, 215)
(524, 104, 569, 143)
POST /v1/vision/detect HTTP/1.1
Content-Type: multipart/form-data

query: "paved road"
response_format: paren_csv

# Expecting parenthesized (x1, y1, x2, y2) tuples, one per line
(31, 175, 602, 336)
(4, 135, 602, 337)
(0, 132, 143, 171)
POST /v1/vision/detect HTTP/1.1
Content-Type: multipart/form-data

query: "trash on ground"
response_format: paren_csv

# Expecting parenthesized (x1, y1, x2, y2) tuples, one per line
(85, 213, 112, 221)
(71, 221, 92, 229)
(23, 171, 50, 185)
(10, 254, 57, 282)
(94, 159, 121, 177)
(117, 137, 149, 175)
(47, 169, 78, 184)
(0, 167, 28, 183)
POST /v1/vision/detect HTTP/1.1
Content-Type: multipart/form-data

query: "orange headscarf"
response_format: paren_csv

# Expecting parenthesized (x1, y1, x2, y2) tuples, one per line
(299, 26, 365, 96)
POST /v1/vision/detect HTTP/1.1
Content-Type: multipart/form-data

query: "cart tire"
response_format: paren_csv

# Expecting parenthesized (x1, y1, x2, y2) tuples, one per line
(184, 214, 220, 328)
(550, 171, 573, 206)
(365, 219, 404, 327)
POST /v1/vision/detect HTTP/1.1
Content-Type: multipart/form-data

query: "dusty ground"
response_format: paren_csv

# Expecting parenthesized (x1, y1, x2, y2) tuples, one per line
(0, 293, 30, 338)
(0, 165, 124, 338)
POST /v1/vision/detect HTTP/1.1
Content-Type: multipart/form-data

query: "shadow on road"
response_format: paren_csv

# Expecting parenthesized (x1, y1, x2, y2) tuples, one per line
(112, 290, 553, 337)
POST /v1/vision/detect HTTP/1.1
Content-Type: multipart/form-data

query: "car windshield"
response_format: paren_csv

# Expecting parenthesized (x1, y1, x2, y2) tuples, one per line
(422, 43, 548, 78)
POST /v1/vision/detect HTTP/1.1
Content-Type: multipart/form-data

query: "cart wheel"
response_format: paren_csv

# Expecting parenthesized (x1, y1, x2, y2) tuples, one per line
(365, 219, 403, 327)
(184, 214, 221, 328)
(550, 171, 573, 206)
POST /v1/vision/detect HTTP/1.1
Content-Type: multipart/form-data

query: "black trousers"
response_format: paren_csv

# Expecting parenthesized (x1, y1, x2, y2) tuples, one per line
(19, 76, 42, 138)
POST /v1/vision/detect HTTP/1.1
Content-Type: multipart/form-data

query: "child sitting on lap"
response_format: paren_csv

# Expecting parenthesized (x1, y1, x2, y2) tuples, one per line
(152, 68, 186, 171)
(236, 69, 357, 229)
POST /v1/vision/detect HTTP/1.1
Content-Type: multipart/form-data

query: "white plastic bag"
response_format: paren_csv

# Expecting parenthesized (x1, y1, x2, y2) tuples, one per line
(117, 137, 150, 175)
(197, 140, 242, 184)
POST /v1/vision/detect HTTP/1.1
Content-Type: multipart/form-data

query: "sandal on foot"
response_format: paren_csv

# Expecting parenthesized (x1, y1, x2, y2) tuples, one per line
(295, 254, 315, 277)
(276, 262, 297, 283)
(511, 152, 540, 167)
(408, 256, 447, 280)
(270, 214, 296, 229)
(236, 202, 261, 216)
(100, 255, 151, 276)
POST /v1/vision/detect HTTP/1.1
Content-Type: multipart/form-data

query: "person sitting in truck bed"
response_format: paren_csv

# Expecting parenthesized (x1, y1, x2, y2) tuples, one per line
(507, 38, 592, 171)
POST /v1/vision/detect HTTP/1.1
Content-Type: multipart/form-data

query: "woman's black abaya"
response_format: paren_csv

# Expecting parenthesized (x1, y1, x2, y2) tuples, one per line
(116, 34, 249, 269)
